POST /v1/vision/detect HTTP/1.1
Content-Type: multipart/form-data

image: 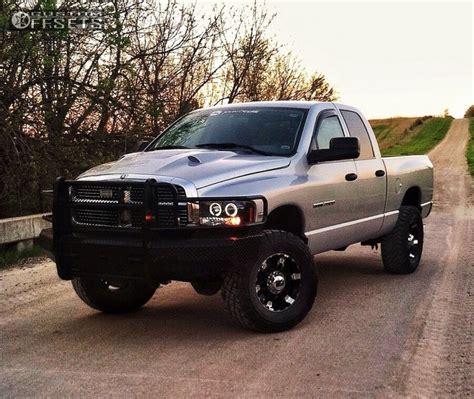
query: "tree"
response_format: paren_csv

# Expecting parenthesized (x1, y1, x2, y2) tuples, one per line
(250, 52, 335, 101)
(464, 105, 474, 118)
(0, 0, 336, 218)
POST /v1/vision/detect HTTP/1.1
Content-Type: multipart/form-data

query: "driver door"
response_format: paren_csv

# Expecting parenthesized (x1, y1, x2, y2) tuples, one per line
(305, 110, 359, 254)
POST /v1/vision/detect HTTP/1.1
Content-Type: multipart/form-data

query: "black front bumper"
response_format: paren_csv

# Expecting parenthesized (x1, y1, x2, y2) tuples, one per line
(38, 227, 263, 282)
(39, 177, 266, 283)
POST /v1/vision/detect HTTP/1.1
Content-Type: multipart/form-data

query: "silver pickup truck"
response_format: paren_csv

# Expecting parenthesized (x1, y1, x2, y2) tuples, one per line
(39, 101, 433, 332)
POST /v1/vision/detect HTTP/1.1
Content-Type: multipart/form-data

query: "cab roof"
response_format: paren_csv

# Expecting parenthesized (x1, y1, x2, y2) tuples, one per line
(202, 100, 323, 110)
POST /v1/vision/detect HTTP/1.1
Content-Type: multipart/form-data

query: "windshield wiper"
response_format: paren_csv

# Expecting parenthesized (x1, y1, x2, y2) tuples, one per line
(195, 142, 275, 156)
(148, 145, 190, 151)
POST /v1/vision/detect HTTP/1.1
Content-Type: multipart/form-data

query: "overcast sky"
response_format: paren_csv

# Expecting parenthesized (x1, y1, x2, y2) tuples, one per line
(197, 0, 473, 118)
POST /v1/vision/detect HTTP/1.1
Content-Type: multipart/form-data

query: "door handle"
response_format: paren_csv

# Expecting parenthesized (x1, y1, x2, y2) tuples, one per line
(375, 169, 385, 177)
(345, 173, 358, 181)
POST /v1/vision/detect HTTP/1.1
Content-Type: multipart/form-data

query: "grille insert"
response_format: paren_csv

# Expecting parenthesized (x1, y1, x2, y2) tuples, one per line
(72, 208, 145, 228)
(72, 185, 144, 204)
(71, 183, 188, 228)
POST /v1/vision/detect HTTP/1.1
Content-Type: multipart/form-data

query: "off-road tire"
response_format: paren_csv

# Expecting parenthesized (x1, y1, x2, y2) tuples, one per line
(72, 277, 156, 313)
(381, 206, 424, 274)
(221, 230, 317, 333)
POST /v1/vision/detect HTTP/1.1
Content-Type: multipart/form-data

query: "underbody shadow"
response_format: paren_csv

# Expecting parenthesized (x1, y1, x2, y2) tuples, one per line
(48, 247, 433, 341)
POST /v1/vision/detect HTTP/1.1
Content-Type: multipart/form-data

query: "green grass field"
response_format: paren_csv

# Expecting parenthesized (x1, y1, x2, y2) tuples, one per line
(467, 118, 474, 176)
(370, 117, 452, 156)
(370, 117, 419, 151)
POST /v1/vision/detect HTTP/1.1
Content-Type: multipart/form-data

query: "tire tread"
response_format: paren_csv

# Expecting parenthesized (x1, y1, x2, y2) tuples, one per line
(381, 206, 423, 274)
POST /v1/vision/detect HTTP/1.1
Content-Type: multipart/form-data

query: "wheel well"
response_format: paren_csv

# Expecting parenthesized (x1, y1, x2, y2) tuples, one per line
(402, 186, 421, 209)
(265, 205, 306, 241)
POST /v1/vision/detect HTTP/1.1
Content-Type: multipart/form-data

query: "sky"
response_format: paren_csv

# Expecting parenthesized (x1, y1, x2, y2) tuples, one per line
(196, 0, 473, 119)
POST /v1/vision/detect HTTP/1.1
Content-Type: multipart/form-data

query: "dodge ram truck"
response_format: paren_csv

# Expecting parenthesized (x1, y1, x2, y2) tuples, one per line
(39, 101, 433, 332)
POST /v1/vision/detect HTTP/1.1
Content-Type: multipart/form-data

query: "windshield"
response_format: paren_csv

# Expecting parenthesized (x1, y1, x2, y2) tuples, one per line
(147, 107, 308, 156)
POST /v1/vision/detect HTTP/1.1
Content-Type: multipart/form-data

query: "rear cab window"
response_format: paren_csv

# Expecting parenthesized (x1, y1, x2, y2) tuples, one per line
(340, 110, 375, 160)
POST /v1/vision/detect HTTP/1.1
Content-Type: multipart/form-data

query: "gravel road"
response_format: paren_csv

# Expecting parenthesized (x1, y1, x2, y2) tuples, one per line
(1, 119, 472, 397)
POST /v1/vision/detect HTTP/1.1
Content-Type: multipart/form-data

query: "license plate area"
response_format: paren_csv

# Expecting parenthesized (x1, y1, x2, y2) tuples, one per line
(67, 241, 148, 280)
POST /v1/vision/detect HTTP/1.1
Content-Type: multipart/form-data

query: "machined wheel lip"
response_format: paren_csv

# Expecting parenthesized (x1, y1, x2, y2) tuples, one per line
(255, 252, 301, 313)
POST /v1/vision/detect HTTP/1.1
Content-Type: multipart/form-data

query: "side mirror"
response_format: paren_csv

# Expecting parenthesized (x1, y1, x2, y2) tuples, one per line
(307, 137, 360, 164)
(137, 141, 150, 152)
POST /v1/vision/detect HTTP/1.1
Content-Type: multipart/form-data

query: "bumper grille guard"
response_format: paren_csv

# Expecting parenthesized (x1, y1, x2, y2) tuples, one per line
(53, 178, 187, 234)
(50, 177, 268, 280)
(52, 177, 186, 279)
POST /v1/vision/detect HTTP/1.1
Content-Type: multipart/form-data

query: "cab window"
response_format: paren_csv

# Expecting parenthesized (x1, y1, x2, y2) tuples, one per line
(341, 110, 375, 159)
(314, 115, 344, 150)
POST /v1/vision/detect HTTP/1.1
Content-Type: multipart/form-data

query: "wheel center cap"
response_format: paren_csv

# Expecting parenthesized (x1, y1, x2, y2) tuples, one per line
(267, 271, 286, 294)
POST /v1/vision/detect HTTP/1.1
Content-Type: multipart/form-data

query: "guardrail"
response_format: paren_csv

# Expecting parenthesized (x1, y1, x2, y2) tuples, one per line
(0, 214, 52, 250)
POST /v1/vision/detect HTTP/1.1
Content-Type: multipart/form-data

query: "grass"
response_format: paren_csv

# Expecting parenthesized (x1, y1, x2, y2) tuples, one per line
(370, 117, 419, 151)
(372, 124, 393, 143)
(0, 244, 44, 270)
(467, 118, 474, 176)
(380, 117, 452, 156)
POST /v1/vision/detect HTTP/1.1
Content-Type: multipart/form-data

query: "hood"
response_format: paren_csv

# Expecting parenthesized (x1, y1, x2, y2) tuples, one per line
(78, 149, 291, 189)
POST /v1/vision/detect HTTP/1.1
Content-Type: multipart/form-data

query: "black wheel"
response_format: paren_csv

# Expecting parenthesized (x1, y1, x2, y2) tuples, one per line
(221, 230, 317, 333)
(191, 280, 221, 296)
(72, 277, 156, 313)
(381, 206, 424, 274)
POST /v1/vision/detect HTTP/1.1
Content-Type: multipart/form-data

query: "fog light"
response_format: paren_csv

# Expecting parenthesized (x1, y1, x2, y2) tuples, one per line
(225, 216, 241, 226)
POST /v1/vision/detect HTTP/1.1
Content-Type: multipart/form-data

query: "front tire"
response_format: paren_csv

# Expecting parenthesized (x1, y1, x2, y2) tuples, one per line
(221, 230, 317, 333)
(191, 280, 221, 296)
(72, 277, 156, 313)
(381, 206, 424, 274)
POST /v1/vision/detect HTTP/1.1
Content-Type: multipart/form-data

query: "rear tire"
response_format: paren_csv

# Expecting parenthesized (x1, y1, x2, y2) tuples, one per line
(221, 230, 317, 333)
(381, 206, 424, 274)
(72, 277, 156, 313)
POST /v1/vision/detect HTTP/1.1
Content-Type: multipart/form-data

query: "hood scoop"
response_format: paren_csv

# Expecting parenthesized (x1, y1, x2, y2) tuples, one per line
(188, 155, 201, 164)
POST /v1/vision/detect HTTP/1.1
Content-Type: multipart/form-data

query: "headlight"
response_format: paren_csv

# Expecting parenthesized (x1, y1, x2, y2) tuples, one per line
(188, 199, 265, 227)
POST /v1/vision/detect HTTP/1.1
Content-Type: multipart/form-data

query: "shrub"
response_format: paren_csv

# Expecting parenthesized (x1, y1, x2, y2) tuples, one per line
(464, 105, 474, 118)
